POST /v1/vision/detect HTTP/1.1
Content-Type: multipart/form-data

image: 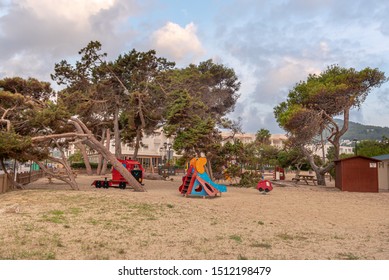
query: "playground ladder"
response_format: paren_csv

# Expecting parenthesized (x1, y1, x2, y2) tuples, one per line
(180, 167, 197, 195)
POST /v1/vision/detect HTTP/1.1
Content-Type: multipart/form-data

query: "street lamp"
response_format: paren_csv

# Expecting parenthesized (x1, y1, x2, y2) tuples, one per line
(163, 142, 172, 166)
(353, 139, 358, 156)
(159, 147, 165, 165)
(159, 142, 173, 176)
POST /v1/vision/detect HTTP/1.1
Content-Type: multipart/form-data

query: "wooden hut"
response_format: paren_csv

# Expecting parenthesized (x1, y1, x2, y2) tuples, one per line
(334, 156, 381, 192)
(372, 154, 389, 192)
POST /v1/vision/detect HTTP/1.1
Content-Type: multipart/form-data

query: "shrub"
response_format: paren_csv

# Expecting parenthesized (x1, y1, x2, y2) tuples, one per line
(238, 172, 262, 188)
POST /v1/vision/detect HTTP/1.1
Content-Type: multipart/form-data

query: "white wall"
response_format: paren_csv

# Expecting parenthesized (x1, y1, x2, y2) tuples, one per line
(377, 160, 389, 191)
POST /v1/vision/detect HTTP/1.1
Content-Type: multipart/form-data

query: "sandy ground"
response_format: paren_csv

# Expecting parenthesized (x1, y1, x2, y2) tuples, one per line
(0, 172, 388, 260)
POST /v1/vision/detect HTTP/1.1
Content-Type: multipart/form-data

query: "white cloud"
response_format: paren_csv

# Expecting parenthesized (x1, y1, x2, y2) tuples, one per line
(151, 22, 205, 63)
(319, 41, 330, 54)
(1, 0, 388, 134)
(18, 0, 115, 27)
(0, 0, 142, 80)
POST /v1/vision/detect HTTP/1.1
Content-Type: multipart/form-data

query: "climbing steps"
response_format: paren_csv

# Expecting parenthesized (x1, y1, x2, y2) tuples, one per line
(179, 167, 196, 195)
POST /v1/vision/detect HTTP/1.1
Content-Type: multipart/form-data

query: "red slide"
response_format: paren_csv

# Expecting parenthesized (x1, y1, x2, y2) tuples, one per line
(196, 176, 218, 196)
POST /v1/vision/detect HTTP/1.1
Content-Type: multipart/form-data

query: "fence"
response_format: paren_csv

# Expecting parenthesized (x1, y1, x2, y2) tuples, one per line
(0, 170, 44, 194)
(16, 170, 44, 185)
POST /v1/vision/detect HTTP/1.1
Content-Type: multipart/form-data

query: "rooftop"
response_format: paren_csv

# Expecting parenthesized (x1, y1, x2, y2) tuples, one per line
(372, 154, 389, 161)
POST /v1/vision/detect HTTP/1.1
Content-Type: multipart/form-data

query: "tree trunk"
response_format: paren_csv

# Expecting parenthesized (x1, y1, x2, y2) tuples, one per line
(206, 158, 214, 180)
(96, 155, 103, 175)
(132, 128, 142, 160)
(132, 93, 146, 161)
(69, 117, 146, 192)
(316, 172, 326, 185)
(37, 159, 79, 190)
(96, 128, 106, 175)
(294, 164, 302, 177)
(34, 143, 79, 190)
(301, 146, 334, 186)
(101, 129, 110, 175)
(113, 105, 122, 158)
(76, 142, 93, 175)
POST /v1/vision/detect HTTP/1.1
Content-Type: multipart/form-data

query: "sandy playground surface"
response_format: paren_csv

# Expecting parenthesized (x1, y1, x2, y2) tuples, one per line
(0, 172, 388, 260)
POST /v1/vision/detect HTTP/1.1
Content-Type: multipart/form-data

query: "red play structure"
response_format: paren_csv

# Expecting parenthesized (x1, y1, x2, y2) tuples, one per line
(257, 180, 273, 193)
(91, 159, 144, 189)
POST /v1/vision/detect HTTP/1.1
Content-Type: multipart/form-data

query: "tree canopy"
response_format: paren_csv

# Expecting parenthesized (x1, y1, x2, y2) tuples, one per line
(163, 60, 241, 158)
(274, 65, 387, 185)
(355, 137, 389, 157)
(52, 41, 175, 160)
(1, 41, 244, 190)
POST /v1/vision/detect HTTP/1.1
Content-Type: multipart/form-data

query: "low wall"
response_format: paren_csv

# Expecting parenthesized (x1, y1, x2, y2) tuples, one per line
(0, 170, 44, 194)
(0, 174, 11, 194)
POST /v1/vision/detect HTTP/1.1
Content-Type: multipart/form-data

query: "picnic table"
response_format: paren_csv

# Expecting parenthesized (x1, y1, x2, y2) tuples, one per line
(292, 174, 317, 185)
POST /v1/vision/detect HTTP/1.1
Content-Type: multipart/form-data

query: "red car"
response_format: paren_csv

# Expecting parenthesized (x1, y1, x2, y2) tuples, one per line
(257, 180, 273, 193)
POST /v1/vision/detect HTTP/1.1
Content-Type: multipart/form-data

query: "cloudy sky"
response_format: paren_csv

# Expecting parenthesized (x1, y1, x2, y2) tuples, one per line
(1, 0, 389, 133)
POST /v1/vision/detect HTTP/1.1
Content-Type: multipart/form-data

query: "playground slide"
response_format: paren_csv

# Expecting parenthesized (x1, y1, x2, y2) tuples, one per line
(195, 176, 217, 196)
(179, 157, 227, 197)
(197, 172, 227, 193)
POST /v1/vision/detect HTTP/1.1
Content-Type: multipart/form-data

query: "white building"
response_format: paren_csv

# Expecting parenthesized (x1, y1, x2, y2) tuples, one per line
(65, 129, 176, 172)
(65, 128, 354, 171)
(102, 129, 175, 171)
(307, 142, 354, 161)
(220, 132, 288, 149)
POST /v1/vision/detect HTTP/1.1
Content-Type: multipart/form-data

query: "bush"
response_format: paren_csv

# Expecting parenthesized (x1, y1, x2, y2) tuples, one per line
(226, 164, 241, 178)
(237, 172, 262, 188)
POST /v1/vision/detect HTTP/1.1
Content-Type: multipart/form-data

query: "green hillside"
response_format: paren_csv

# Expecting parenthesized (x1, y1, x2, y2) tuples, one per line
(334, 119, 389, 141)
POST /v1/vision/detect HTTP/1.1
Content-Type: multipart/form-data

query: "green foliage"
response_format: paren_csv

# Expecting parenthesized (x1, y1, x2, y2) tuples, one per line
(53, 41, 176, 159)
(0, 77, 53, 100)
(255, 128, 271, 145)
(68, 151, 83, 163)
(356, 137, 389, 157)
(28, 101, 71, 133)
(226, 163, 241, 178)
(70, 162, 107, 169)
(229, 234, 242, 243)
(274, 65, 386, 148)
(238, 172, 262, 188)
(277, 148, 306, 169)
(114, 49, 175, 146)
(170, 116, 217, 154)
(274, 65, 386, 180)
(163, 59, 240, 158)
(0, 132, 35, 161)
(0, 78, 59, 164)
(0, 91, 26, 109)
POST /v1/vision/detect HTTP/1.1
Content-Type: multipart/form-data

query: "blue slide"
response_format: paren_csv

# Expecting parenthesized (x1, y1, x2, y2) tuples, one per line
(197, 172, 227, 193)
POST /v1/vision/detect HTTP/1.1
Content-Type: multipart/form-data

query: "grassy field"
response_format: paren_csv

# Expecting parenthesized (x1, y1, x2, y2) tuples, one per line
(0, 175, 388, 260)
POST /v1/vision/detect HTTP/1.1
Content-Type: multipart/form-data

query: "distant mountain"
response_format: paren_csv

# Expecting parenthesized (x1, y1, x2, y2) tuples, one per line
(334, 119, 389, 141)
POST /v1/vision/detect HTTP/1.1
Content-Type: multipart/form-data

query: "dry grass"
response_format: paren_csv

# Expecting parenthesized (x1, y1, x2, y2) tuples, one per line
(0, 174, 388, 260)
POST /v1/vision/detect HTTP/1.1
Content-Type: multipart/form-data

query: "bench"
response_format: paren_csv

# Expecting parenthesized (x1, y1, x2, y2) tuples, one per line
(292, 175, 317, 185)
